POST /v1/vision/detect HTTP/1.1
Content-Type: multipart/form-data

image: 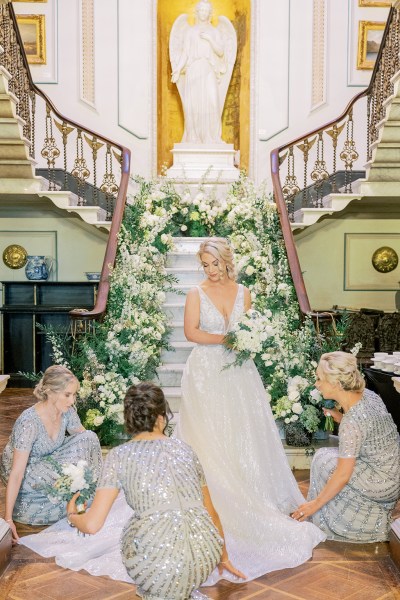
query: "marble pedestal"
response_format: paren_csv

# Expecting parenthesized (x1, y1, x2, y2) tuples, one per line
(166, 142, 240, 182)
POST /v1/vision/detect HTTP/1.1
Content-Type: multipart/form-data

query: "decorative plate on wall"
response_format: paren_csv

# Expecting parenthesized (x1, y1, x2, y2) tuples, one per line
(371, 246, 399, 273)
(2, 244, 28, 269)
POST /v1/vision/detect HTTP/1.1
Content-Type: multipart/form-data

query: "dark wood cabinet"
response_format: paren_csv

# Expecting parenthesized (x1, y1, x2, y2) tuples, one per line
(0, 282, 98, 386)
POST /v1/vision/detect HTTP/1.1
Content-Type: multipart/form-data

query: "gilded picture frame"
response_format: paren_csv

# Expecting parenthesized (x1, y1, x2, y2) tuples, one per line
(13, 0, 47, 3)
(358, 0, 391, 6)
(357, 21, 385, 69)
(16, 14, 46, 65)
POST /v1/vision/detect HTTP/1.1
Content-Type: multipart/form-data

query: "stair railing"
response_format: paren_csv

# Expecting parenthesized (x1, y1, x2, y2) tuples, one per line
(270, 4, 400, 316)
(0, 1, 131, 322)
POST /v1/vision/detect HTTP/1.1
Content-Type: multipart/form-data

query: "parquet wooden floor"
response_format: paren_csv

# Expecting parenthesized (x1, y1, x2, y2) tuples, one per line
(1, 388, 400, 599)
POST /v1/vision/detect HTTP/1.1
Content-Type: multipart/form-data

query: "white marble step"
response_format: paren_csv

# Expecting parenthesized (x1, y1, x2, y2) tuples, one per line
(168, 322, 186, 342)
(156, 364, 185, 387)
(164, 303, 185, 321)
(163, 386, 182, 412)
(166, 267, 204, 285)
(166, 252, 200, 268)
(161, 341, 194, 364)
(172, 237, 207, 252)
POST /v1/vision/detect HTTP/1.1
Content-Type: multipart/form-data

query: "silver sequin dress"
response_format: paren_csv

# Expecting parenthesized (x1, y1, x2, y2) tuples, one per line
(308, 389, 400, 542)
(174, 284, 326, 584)
(97, 438, 223, 600)
(0, 405, 102, 524)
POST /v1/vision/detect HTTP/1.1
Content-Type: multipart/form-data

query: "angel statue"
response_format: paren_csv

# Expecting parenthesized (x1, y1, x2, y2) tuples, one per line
(170, 0, 237, 145)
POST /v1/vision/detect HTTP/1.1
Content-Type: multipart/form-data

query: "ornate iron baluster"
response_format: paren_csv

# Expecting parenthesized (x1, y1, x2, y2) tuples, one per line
(100, 144, 119, 220)
(41, 105, 60, 191)
(326, 121, 346, 193)
(281, 147, 300, 221)
(297, 136, 317, 208)
(71, 129, 90, 205)
(339, 109, 359, 193)
(310, 132, 329, 206)
(54, 119, 74, 191)
(84, 135, 104, 206)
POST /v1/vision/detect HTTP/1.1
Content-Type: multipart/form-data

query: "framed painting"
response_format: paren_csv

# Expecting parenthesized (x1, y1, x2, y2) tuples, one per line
(16, 14, 46, 64)
(358, 0, 391, 6)
(357, 21, 385, 69)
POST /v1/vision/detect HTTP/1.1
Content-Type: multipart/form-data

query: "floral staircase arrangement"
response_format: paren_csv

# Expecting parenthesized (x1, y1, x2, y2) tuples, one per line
(42, 174, 351, 447)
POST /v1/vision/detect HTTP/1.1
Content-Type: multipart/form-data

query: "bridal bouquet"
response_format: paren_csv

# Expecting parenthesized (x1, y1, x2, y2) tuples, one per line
(41, 457, 97, 512)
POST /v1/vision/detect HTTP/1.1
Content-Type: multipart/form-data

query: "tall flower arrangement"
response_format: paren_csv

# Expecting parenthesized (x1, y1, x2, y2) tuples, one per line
(43, 174, 346, 442)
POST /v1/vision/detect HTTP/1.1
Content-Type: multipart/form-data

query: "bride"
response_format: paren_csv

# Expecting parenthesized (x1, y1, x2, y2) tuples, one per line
(173, 237, 326, 585)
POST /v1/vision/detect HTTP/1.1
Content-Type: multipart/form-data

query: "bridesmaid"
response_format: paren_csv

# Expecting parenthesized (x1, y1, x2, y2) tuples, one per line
(292, 351, 400, 542)
(0, 365, 101, 542)
(67, 382, 244, 599)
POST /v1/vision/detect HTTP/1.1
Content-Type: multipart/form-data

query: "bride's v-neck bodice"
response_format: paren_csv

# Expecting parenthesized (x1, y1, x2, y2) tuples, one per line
(197, 284, 244, 335)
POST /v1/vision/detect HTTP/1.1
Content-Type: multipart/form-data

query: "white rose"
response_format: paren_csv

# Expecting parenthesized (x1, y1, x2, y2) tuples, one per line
(292, 402, 303, 415)
(93, 415, 105, 427)
(284, 417, 290, 424)
(291, 414, 299, 422)
(181, 225, 188, 231)
(245, 265, 255, 276)
(310, 388, 322, 403)
(288, 388, 300, 402)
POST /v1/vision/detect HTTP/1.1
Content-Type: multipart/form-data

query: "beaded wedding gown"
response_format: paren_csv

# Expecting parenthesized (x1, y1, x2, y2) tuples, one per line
(173, 284, 326, 585)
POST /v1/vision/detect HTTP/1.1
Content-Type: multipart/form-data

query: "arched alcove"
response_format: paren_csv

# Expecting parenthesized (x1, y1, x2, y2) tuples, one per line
(157, 0, 251, 174)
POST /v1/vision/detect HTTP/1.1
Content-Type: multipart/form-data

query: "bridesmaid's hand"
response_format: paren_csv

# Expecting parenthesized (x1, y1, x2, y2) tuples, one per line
(291, 500, 319, 521)
(218, 558, 246, 579)
(66, 491, 81, 516)
(323, 407, 342, 423)
(6, 519, 19, 545)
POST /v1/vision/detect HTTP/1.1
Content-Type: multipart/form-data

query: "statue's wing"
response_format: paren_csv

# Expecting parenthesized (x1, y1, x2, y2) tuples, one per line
(216, 16, 237, 118)
(169, 14, 189, 101)
(217, 17, 237, 118)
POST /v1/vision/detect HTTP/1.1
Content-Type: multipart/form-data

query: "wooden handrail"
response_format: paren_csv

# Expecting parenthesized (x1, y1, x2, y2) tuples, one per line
(8, 3, 131, 321)
(270, 6, 395, 317)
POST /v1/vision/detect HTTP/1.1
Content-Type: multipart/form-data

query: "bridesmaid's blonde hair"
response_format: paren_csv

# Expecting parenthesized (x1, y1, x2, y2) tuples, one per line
(33, 365, 78, 402)
(318, 351, 365, 392)
(197, 237, 237, 281)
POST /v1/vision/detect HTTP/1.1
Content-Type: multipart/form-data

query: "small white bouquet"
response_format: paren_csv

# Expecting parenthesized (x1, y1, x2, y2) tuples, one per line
(40, 457, 97, 513)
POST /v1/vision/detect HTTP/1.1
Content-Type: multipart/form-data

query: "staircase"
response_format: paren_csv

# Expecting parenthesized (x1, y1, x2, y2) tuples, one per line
(0, 63, 111, 232)
(289, 66, 400, 232)
(157, 238, 205, 412)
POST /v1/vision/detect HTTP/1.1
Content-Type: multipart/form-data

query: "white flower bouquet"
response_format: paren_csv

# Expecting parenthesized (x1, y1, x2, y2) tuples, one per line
(41, 457, 97, 513)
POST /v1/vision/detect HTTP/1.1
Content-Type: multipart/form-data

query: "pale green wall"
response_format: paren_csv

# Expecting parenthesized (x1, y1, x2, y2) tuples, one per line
(0, 215, 107, 282)
(295, 218, 399, 312)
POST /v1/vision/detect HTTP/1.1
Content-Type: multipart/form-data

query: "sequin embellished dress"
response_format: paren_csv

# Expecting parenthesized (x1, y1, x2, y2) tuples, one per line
(308, 389, 400, 542)
(173, 285, 326, 585)
(96, 439, 222, 598)
(0, 406, 102, 524)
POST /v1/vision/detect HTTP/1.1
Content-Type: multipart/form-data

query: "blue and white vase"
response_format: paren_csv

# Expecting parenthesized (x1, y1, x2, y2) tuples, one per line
(25, 256, 52, 281)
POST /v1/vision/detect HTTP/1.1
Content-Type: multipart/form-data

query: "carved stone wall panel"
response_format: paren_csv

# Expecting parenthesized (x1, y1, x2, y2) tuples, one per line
(311, 0, 327, 109)
(80, 0, 95, 106)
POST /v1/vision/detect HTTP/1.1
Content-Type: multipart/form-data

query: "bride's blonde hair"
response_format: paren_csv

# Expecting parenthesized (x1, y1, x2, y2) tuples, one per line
(197, 237, 237, 281)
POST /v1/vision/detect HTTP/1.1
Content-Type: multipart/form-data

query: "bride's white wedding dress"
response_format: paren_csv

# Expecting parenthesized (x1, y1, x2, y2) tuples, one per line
(20, 283, 325, 588)
(173, 284, 326, 585)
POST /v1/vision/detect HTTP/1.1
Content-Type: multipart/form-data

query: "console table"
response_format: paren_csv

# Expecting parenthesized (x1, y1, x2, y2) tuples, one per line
(0, 281, 98, 386)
